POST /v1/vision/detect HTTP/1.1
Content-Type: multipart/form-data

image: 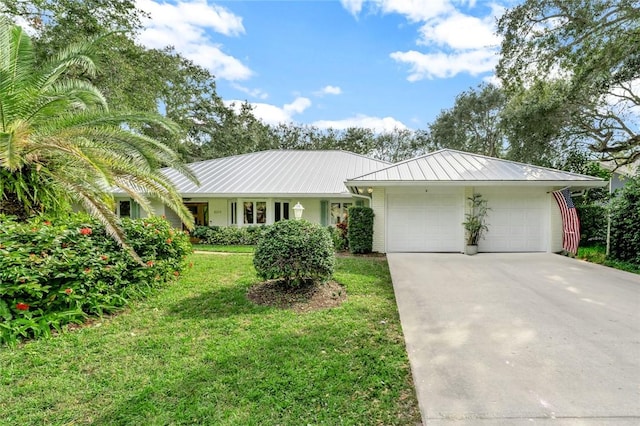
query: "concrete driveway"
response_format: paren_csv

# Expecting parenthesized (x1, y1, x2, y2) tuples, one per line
(387, 253, 640, 425)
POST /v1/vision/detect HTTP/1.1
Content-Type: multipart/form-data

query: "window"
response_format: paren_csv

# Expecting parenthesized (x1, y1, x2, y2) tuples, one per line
(256, 202, 266, 224)
(275, 201, 290, 222)
(242, 201, 267, 225)
(244, 202, 253, 224)
(119, 201, 131, 218)
(230, 202, 237, 225)
(331, 202, 352, 225)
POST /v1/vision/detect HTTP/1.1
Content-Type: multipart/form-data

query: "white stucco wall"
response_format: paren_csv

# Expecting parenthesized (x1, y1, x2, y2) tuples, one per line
(549, 192, 563, 253)
(371, 187, 386, 253)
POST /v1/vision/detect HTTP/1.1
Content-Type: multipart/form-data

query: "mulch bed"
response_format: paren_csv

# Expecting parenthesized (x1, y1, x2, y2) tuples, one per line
(247, 279, 347, 313)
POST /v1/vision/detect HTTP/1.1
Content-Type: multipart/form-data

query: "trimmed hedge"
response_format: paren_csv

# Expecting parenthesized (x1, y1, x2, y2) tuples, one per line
(192, 225, 266, 245)
(253, 220, 335, 287)
(347, 206, 374, 254)
(0, 213, 192, 345)
(609, 174, 640, 265)
(576, 204, 608, 246)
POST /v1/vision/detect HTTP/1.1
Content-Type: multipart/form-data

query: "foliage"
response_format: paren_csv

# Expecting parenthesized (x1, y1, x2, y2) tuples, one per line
(253, 220, 335, 286)
(500, 80, 572, 166)
(331, 221, 349, 251)
(577, 245, 640, 274)
(347, 206, 374, 254)
(0, 19, 196, 259)
(463, 194, 490, 245)
(429, 83, 506, 158)
(576, 205, 608, 246)
(497, 0, 640, 165)
(0, 254, 421, 424)
(0, 213, 191, 345)
(609, 174, 640, 265)
(557, 152, 611, 246)
(191, 225, 266, 246)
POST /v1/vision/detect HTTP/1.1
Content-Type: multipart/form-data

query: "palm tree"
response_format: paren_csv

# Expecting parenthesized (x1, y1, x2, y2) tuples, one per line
(0, 18, 198, 257)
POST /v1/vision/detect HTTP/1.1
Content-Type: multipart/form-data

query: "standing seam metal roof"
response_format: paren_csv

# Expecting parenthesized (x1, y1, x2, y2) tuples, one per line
(346, 149, 605, 183)
(162, 150, 391, 195)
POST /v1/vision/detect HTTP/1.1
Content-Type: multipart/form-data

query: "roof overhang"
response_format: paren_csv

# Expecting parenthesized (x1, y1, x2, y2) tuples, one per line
(114, 192, 356, 199)
(345, 180, 608, 193)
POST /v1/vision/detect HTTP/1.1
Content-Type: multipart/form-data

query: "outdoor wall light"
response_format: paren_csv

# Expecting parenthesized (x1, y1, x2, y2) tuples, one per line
(293, 202, 305, 220)
(367, 187, 373, 194)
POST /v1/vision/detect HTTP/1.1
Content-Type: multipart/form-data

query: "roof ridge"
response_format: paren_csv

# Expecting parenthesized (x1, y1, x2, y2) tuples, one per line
(347, 149, 604, 181)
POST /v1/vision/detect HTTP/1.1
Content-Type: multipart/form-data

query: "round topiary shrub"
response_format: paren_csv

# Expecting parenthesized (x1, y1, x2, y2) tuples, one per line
(253, 219, 335, 287)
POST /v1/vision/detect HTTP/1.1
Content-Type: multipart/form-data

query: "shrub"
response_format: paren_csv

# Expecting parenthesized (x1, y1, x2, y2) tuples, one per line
(192, 225, 267, 245)
(0, 213, 191, 345)
(609, 174, 640, 265)
(576, 204, 608, 246)
(347, 207, 374, 254)
(327, 223, 348, 251)
(253, 220, 335, 287)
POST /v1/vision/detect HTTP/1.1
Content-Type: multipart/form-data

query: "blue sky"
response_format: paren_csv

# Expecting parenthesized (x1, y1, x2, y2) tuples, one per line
(136, 0, 515, 132)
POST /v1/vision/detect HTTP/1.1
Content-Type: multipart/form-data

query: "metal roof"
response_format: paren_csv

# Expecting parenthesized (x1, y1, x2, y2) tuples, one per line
(162, 150, 391, 196)
(346, 149, 607, 187)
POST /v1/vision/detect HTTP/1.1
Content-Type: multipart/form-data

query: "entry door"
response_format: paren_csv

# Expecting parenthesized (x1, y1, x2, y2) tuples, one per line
(185, 202, 208, 226)
(386, 189, 463, 252)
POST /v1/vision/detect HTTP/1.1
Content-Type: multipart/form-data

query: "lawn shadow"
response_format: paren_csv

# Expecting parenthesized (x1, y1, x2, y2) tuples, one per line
(165, 282, 273, 320)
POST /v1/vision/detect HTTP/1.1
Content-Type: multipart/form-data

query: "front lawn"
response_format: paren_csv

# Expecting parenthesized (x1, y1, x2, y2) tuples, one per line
(193, 244, 255, 253)
(0, 254, 420, 425)
(577, 245, 640, 274)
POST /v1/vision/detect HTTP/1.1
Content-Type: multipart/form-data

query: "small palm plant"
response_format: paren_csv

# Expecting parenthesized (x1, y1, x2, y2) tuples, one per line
(463, 194, 490, 247)
(0, 18, 198, 259)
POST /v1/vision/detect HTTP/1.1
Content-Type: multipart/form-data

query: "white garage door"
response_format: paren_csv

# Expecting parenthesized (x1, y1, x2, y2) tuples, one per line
(480, 189, 548, 252)
(387, 189, 463, 252)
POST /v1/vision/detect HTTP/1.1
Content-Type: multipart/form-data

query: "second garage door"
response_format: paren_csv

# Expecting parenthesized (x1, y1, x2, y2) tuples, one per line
(479, 188, 549, 252)
(387, 189, 464, 252)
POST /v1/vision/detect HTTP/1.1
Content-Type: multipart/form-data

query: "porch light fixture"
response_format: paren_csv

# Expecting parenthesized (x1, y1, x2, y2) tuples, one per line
(293, 202, 305, 220)
(367, 187, 373, 194)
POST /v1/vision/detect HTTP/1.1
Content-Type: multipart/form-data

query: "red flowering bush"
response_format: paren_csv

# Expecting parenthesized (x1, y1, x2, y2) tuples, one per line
(0, 213, 192, 345)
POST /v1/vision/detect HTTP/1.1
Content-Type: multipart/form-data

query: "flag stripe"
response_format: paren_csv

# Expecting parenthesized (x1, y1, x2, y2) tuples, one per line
(552, 188, 580, 255)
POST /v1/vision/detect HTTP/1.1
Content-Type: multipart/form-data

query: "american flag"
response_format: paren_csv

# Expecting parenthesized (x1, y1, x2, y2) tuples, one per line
(552, 188, 580, 255)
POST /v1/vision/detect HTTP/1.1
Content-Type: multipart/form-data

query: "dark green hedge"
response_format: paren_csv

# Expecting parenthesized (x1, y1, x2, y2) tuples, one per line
(347, 206, 374, 254)
(191, 225, 266, 245)
(609, 175, 640, 265)
(576, 204, 608, 246)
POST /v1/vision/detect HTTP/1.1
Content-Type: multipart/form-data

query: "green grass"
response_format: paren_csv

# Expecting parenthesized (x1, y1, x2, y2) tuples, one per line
(577, 245, 640, 274)
(192, 244, 255, 253)
(0, 254, 420, 425)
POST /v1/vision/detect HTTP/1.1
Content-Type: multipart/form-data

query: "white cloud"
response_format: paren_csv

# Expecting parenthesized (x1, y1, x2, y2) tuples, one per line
(417, 12, 500, 50)
(136, 0, 252, 81)
(224, 97, 312, 126)
(375, 0, 454, 22)
(391, 48, 498, 80)
(340, 0, 365, 16)
(231, 83, 269, 100)
(137, 0, 244, 37)
(342, 0, 506, 81)
(313, 114, 408, 133)
(314, 85, 343, 96)
(284, 97, 312, 115)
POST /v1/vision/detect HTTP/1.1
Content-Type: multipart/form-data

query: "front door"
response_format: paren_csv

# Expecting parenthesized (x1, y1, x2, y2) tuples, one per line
(185, 202, 208, 227)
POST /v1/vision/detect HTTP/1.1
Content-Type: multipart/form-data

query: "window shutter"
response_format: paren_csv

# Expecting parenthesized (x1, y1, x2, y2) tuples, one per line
(320, 200, 328, 226)
(131, 201, 140, 219)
